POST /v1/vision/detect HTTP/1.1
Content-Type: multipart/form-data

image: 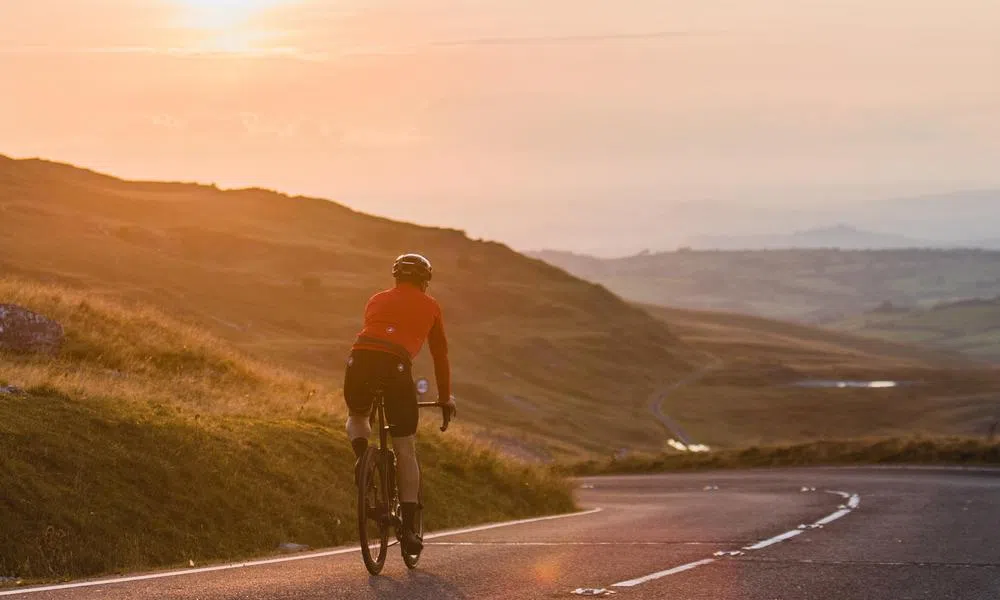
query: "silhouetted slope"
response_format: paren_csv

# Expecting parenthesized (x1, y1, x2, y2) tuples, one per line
(0, 154, 694, 456)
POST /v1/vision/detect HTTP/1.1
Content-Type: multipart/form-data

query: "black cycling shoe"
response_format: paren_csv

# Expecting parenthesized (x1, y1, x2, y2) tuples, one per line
(400, 528, 423, 555)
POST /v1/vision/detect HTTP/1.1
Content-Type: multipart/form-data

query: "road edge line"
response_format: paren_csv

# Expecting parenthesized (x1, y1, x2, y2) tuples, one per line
(0, 508, 603, 597)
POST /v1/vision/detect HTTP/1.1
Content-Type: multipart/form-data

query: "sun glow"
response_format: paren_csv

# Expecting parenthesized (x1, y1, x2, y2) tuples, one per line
(170, 0, 293, 54)
(172, 0, 287, 30)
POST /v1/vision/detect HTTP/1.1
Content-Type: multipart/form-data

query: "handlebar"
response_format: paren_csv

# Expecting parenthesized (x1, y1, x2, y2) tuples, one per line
(417, 401, 456, 432)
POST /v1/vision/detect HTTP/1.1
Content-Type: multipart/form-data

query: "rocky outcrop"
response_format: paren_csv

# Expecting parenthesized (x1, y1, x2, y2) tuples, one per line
(0, 304, 64, 354)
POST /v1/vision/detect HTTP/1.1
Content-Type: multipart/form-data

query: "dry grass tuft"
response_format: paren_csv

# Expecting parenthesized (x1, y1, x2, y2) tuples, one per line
(0, 277, 338, 417)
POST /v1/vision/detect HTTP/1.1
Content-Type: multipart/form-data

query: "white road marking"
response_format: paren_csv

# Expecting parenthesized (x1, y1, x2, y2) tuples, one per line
(0, 508, 603, 597)
(814, 509, 852, 526)
(572, 588, 616, 596)
(428, 541, 716, 547)
(611, 558, 716, 587)
(743, 529, 803, 550)
(423, 507, 603, 540)
(606, 488, 862, 588)
(812, 491, 861, 526)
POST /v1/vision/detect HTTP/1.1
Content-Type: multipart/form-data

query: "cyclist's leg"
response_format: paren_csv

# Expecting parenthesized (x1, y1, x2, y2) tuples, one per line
(384, 360, 421, 543)
(393, 434, 421, 551)
(343, 351, 375, 460)
(393, 435, 419, 504)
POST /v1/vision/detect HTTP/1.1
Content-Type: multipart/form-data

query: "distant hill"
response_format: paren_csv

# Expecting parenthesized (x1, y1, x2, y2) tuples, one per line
(646, 303, 969, 371)
(833, 296, 1000, 361)
(686, 224, 935, 250)
(643, 191, 1000, 253)
(865, 190, 1000, 242)
(637, 304, 1000, 446)
(529, 248, 1000, 325)
(0, 154, 695, 457)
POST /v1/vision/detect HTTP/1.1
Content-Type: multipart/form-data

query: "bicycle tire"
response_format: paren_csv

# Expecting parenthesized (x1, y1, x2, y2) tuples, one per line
(357, 448, 389, 575)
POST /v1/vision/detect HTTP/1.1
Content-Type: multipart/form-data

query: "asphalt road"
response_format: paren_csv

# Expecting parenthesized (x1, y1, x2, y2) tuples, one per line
(3, 467, 998, 599)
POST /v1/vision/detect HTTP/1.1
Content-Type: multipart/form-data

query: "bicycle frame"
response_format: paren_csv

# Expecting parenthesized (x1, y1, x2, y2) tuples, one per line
(366, 388, 397, 530)
(367, 388, 449, 527)
(357, 382, 452, 574)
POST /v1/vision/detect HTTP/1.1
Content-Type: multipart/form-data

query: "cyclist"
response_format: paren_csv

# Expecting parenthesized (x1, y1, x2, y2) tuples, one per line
(343, 253, 457, 555)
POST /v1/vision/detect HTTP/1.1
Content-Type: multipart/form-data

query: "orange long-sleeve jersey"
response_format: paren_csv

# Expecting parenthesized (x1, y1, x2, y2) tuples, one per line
(352, 283, 451, 399)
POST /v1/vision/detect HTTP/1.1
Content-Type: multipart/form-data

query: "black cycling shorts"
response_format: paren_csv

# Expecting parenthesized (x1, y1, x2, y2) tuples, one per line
(343, 349, 418, 438)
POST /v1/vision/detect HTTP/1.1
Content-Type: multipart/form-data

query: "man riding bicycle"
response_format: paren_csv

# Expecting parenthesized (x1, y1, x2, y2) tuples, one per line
(343, 253, 457, 555)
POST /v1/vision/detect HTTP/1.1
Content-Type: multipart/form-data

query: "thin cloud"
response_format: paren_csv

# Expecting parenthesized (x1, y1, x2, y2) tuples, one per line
(0, 45, 329, 60)
(429, 30, 711, 47)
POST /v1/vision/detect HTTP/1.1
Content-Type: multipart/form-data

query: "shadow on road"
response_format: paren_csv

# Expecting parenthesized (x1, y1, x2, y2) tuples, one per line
(366, 569, 467, 599)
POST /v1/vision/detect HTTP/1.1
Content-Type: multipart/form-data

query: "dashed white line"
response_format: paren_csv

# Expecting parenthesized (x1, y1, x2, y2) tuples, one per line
(814, 509, 852, 526)
(612, 558, 717, 587)
(605, 488, 862, 589)
(0, 508, 603, 597)
(743, 529, 803, 550)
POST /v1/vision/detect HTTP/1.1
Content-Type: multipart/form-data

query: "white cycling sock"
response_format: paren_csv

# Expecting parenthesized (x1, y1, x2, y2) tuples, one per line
(346, 414, 371, 442)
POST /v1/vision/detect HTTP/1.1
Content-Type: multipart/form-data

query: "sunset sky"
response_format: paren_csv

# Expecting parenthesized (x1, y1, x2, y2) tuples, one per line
(3, 1, 999, 254)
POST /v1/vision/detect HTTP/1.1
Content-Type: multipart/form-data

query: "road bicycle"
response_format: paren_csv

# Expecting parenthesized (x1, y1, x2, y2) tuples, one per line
(357, 379, 452, 575)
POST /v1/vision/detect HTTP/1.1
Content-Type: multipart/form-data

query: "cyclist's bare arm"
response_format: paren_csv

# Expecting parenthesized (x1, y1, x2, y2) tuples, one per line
(428, 314, 456, 429)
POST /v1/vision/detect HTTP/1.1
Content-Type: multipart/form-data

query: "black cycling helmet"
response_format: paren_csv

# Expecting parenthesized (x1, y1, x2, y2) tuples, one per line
(392, 253, 433, 282)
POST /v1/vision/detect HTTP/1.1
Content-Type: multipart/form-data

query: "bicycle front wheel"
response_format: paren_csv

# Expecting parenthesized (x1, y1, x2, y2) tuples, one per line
(357, 448, 389, 575)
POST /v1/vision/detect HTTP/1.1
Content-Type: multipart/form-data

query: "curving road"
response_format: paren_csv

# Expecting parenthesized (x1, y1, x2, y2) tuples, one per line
(648, 362, 721, 448)
(3, 467, 999, 599)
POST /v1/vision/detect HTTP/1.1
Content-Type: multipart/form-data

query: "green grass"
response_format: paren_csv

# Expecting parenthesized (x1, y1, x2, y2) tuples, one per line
(0, 389, 572, 581)
(0, 280, 574, 582)
(567, 437, 1000, 475)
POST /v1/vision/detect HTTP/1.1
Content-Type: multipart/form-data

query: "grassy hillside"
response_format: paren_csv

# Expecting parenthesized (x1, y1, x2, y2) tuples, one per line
(0, 279, 574, 581)
(647, 304, 974, 373)
(0, 155, 696, 457)
(833, 297, 1000, 361)
(638, 305, 1000, 449)
(529, 248, 1000, 324)
(569, 437, 1000, 475)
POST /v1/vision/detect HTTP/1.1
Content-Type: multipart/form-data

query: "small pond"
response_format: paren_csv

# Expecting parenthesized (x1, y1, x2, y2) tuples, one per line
(788, 380, 917, 389)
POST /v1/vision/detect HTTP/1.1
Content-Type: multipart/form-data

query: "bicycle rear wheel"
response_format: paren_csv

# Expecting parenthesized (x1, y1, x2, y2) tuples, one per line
(357, 448, 389, 575)
(401, 489, 423, 569)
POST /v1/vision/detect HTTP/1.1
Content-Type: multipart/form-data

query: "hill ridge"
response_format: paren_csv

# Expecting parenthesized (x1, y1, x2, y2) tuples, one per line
(0, 154, 695, 457)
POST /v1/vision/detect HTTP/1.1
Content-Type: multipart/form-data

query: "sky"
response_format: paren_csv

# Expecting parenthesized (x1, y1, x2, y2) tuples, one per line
(2, 0, 999, 255)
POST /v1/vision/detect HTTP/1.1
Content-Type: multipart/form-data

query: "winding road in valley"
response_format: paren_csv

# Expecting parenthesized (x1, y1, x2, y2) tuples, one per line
(4, 467, 999, 599)
(648, 361, 722, 448)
